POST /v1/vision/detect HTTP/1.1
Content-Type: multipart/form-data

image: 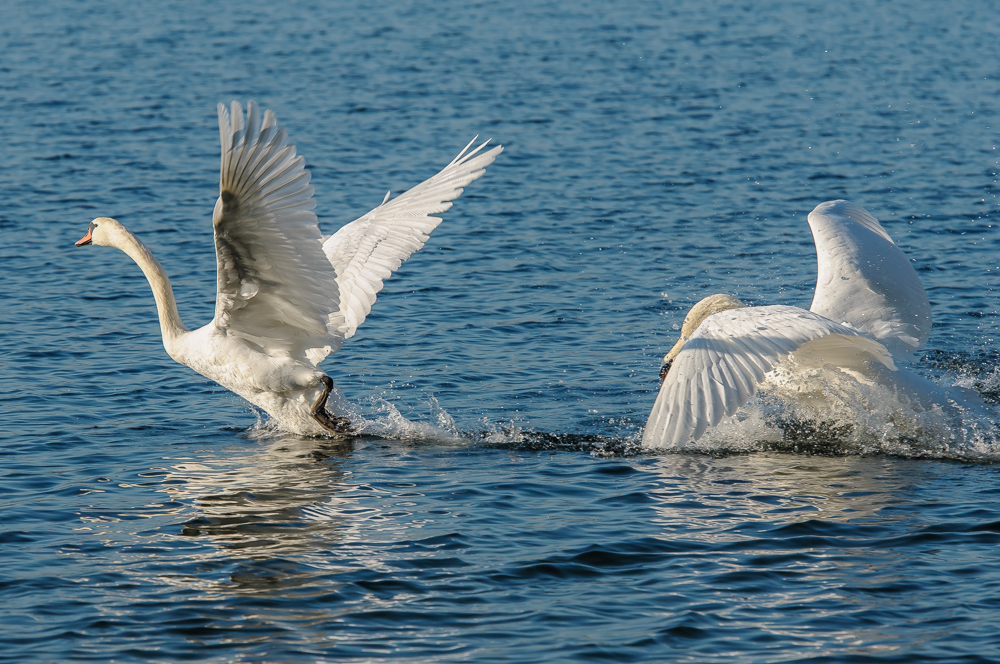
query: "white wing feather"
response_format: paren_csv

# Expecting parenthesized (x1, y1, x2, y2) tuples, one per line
(212, 101, 342, 364)
(642, 305, 895, 449)
(323, 138, 503, 343)
(807, 200, 931, 356)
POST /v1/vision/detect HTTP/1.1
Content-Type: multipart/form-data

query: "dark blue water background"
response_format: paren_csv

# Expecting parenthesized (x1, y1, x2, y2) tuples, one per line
(3, 0, 1000, 661)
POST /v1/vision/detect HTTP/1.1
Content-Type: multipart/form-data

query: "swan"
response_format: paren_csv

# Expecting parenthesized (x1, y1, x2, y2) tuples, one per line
(75, 100, 502, 436)
(643, 199, 988, 449)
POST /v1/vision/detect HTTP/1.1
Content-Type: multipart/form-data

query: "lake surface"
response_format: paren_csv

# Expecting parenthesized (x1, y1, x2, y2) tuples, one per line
(3, 0, 1000, 661)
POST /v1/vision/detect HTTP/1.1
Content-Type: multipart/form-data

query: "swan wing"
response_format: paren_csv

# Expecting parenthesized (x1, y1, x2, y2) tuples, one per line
(323, 137, 502, 341)
(212, 101, 342, 363)
(807, 199, 931, 356)
(642, 305, 894, 449)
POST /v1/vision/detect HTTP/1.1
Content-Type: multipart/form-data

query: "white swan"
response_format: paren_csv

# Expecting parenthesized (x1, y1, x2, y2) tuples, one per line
(75, 101, 502, 436)
(643, 199, 988, 449)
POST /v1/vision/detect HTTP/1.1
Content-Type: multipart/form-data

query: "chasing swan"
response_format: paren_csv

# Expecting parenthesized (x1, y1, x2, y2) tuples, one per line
(75, 101, 502, 436)
(643, 200, 987, 449)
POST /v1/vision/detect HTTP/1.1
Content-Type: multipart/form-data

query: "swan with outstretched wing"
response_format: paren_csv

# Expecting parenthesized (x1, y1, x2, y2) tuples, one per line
(643, 200, 984, 449)
(76, 101, 502, 435)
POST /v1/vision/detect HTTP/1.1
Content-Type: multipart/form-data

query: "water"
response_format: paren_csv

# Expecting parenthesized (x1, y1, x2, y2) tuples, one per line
(3, 0, 1000, 660)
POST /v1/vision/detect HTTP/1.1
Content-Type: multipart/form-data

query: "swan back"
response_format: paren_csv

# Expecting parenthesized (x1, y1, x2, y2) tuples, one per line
(807, 200, 931, 356)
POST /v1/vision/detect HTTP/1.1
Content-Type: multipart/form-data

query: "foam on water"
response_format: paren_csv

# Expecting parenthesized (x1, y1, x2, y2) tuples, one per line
(684, 364, 1000, 461)
(250, 388, 469, 445)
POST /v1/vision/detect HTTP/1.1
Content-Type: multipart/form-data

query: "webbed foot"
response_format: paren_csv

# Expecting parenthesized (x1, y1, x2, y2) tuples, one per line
(311, 376, 355, 436)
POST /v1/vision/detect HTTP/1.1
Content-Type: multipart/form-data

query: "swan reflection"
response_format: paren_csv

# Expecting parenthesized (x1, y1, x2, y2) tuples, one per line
(645, 452, 928, 533)
(156, 432, 364, 594)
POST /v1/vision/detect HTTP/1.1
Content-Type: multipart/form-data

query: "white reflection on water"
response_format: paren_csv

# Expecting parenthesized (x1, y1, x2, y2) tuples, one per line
(643, 453, 965, 658)
(150, 434, 363, 595)
(645, 453, 931, 535)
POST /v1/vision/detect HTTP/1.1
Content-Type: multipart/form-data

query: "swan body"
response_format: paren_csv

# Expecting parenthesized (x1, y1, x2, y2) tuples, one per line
(76, 101, 502, 435)
(643, 200, 987, 449)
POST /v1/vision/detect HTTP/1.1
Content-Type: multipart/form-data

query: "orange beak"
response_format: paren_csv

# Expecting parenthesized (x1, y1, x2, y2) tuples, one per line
(75, 229, 93, 246)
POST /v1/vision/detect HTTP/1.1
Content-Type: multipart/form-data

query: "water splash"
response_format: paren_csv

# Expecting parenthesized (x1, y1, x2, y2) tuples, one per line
(245, 363, 1000, 461)
(350, 394, 467, 444)
(250, 387, 467, 445)
(682, 363, 1000, 461)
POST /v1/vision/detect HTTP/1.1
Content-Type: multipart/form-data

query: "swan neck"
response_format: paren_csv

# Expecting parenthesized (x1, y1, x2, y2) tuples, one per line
(113, 229, 188, 343)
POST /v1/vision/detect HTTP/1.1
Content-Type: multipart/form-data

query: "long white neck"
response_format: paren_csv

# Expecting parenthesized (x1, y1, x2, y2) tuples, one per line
(111, 227, 189, 345)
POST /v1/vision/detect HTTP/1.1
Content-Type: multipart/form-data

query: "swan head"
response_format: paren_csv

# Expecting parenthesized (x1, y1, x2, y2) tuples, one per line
(659, 294, 745, 382)
(75, 217, 124, 248)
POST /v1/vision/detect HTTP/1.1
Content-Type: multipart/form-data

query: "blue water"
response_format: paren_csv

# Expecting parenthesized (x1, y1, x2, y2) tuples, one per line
(3, 0, 1000, 661)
